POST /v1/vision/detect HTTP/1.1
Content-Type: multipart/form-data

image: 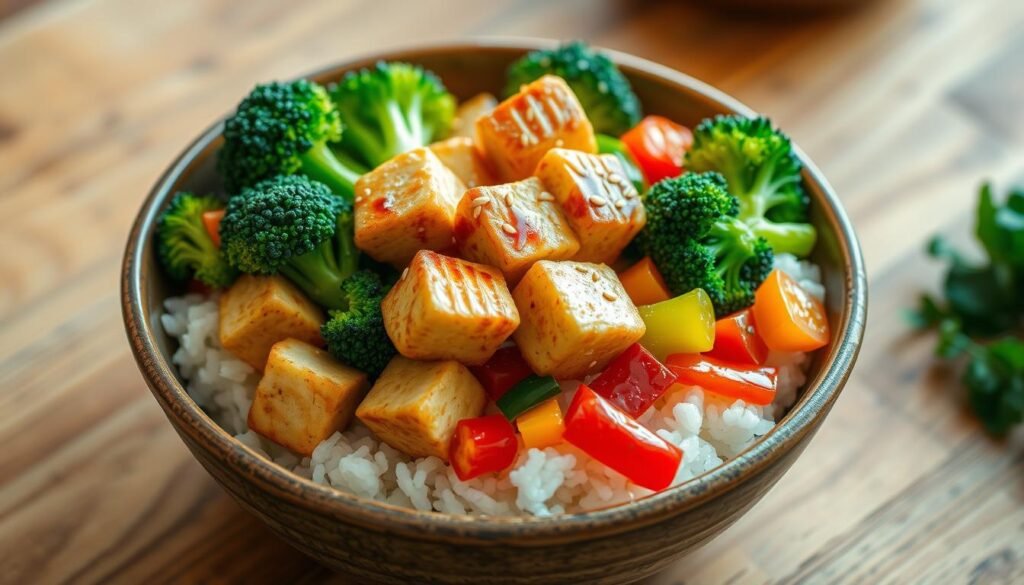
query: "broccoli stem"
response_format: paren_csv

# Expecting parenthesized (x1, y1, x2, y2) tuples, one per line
(280, 242, 349, 310)
(380, 98, 424, 163)
(175, 218, 219, 267)
(747, 219, 817, 257)
(299, 142, 361, 201)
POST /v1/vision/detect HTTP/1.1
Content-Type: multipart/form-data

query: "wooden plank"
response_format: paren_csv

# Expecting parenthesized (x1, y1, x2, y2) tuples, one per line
(0, 0, 1022, 582)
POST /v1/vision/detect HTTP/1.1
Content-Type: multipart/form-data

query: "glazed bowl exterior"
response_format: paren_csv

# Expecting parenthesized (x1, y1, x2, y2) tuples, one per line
(122, 40, 867, 584)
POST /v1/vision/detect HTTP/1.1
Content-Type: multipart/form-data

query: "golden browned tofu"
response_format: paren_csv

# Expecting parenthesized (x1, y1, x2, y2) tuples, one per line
(534, 148, 646, 264)
(354, 148, 466, 266)
(475, 76, 596, 182)
(512, 261, 645, 379)
(451, 93, 498, 138)
(382, 250, 520, 365)
(356, 356, 486, 460)
(219, 274, 325, 370)
(429, 136, 496, 189)
(248, 339, 369, 456)
(454, 177, 579, 284)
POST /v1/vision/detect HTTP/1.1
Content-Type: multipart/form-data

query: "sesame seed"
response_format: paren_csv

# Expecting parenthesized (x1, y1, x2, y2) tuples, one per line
(538, 191, 555, 202)
(615, 199, 626, 209)
(363, 188, 371, 196)
(501, 222, 518, 235)
(574, 265, 589, 273)
(589, 196, 607, 207)
(608, 173, 624, 185)
(473, 206, 483, 219)
(623, 190, 636, 199)
(592, 272, 600, 282)
(589, 360, 597, 368)
(472, 196, 491, 207)
(603, 291, 618, 302)
(504, 193, 513, 206)
(555, 139, 565, 147)
(401, 267, 409, 280)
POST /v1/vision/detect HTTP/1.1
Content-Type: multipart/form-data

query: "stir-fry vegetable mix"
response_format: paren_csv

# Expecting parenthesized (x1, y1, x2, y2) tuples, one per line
(910, 183, 1024, 436)
(155, 42, 834, 497)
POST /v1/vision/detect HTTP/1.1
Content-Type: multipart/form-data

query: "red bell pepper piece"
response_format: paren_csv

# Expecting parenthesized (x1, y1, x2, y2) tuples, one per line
(449, 415, 519, 481)
(589, 343, 678, 417)
(666, 354, 778, 406)
(621, 115, 693, 184)
(706, 309, 769, 366)
(470, 346, 534, 401)
(563, 385, 682, 491)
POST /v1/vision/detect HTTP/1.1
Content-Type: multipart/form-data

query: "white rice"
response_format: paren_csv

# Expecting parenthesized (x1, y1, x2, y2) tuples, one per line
(161, 256, 821, 517)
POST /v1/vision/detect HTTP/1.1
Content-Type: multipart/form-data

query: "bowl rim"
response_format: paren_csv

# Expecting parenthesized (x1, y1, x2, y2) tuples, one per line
(121, 38, 867, 542)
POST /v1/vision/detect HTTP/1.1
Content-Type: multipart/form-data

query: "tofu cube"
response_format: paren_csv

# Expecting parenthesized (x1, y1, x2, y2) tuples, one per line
(429, 136, 496, 189)
(356, 356, 486, 460)
(534, 148, 646, 264)
(455, 177, 580, 284)
(382, 250, 520, 365)
(219, 274, 325, 370)
(451, 93, 498, 138)
(354, 148, 466, 266)
(475, 76, 596, 182)
(512, 261, 645, 379)
(248, 339, 369, 456)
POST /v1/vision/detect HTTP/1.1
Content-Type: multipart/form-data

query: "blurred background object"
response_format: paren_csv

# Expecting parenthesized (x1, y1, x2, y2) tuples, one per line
(0, 0, 1021, 583)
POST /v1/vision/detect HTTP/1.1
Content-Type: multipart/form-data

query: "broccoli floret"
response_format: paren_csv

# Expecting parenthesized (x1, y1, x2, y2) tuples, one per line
(640, 172, 774, 317)
(156, 192, 237, 288)
(321, 271, 396, 377)
(217, 80, 365, 199)
(505, 41, 642, 136)
(329, 62, 456, 168)
(685, 115, 817, 257)
(219, 175, 358, 309)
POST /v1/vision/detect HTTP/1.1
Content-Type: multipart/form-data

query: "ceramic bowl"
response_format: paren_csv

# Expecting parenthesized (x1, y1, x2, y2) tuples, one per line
(122, 39, 866, 584)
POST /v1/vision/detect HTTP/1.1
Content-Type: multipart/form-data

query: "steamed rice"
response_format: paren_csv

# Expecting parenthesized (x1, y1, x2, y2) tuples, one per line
(162, 253, 821, 516)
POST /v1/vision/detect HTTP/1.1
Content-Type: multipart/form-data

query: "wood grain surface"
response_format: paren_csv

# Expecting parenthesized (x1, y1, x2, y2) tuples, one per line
(0, 0, 1022, 583)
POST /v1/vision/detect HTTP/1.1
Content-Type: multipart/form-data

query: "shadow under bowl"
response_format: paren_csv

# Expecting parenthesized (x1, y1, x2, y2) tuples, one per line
(121, 39, 867, 585)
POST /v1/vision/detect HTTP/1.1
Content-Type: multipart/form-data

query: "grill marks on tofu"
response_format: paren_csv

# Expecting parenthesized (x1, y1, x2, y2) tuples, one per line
(382, 250, 520, 365)
(535, 149, 646, 264)
(475, 76, 596, 181)
(455, 178, 580, 284)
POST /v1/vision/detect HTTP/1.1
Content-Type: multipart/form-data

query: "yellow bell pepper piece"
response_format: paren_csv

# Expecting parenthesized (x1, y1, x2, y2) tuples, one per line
(516, 398, 565, 450)
(637, 289, 716, 360)
(618, 257, 672, 306)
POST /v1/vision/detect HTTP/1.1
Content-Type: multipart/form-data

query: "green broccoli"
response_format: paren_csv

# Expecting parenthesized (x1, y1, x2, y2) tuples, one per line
(217, 80, 365, 199)
(505, 41, 642, 136)
(219, 175, 358, 309)
(685, 115, 817, 257)
(156, 192, 237, 288)
(640, 172, 774, 317)
(329, 62, 456, 168)
(321, 270, 396, 377)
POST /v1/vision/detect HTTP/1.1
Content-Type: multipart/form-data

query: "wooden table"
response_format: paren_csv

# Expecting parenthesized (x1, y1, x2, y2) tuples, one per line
(2, 0, 1022, 582)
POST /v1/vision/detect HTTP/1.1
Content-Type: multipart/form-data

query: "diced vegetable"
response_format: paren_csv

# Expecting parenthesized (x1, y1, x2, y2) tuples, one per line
(666, 353, 777, 406)
(470, 346, 535, 401)
(618, 257, 671, 306)
(450, 414, 519, 481)
(597, 134, 647, 194)
(637, 288, 715, 360)
(248, 339, 369, 456)
(752, 269, 830, 352)
(202, 209, 224, 248)
(590, 343, 677, 418)
(496, 375, 561, 421)
(382, 250, 520, 366)
(356, 356, 487, 460)
(429, 136, 496, 189)
(563, 385, 682, 490)
(516, 398, 565, 450)
(621, 115, 692, 184)
(706, 309, 768, 366)
(219, 274, 326, 371)
(512, 261, 646, 379)
(450, 93, 498, 139)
